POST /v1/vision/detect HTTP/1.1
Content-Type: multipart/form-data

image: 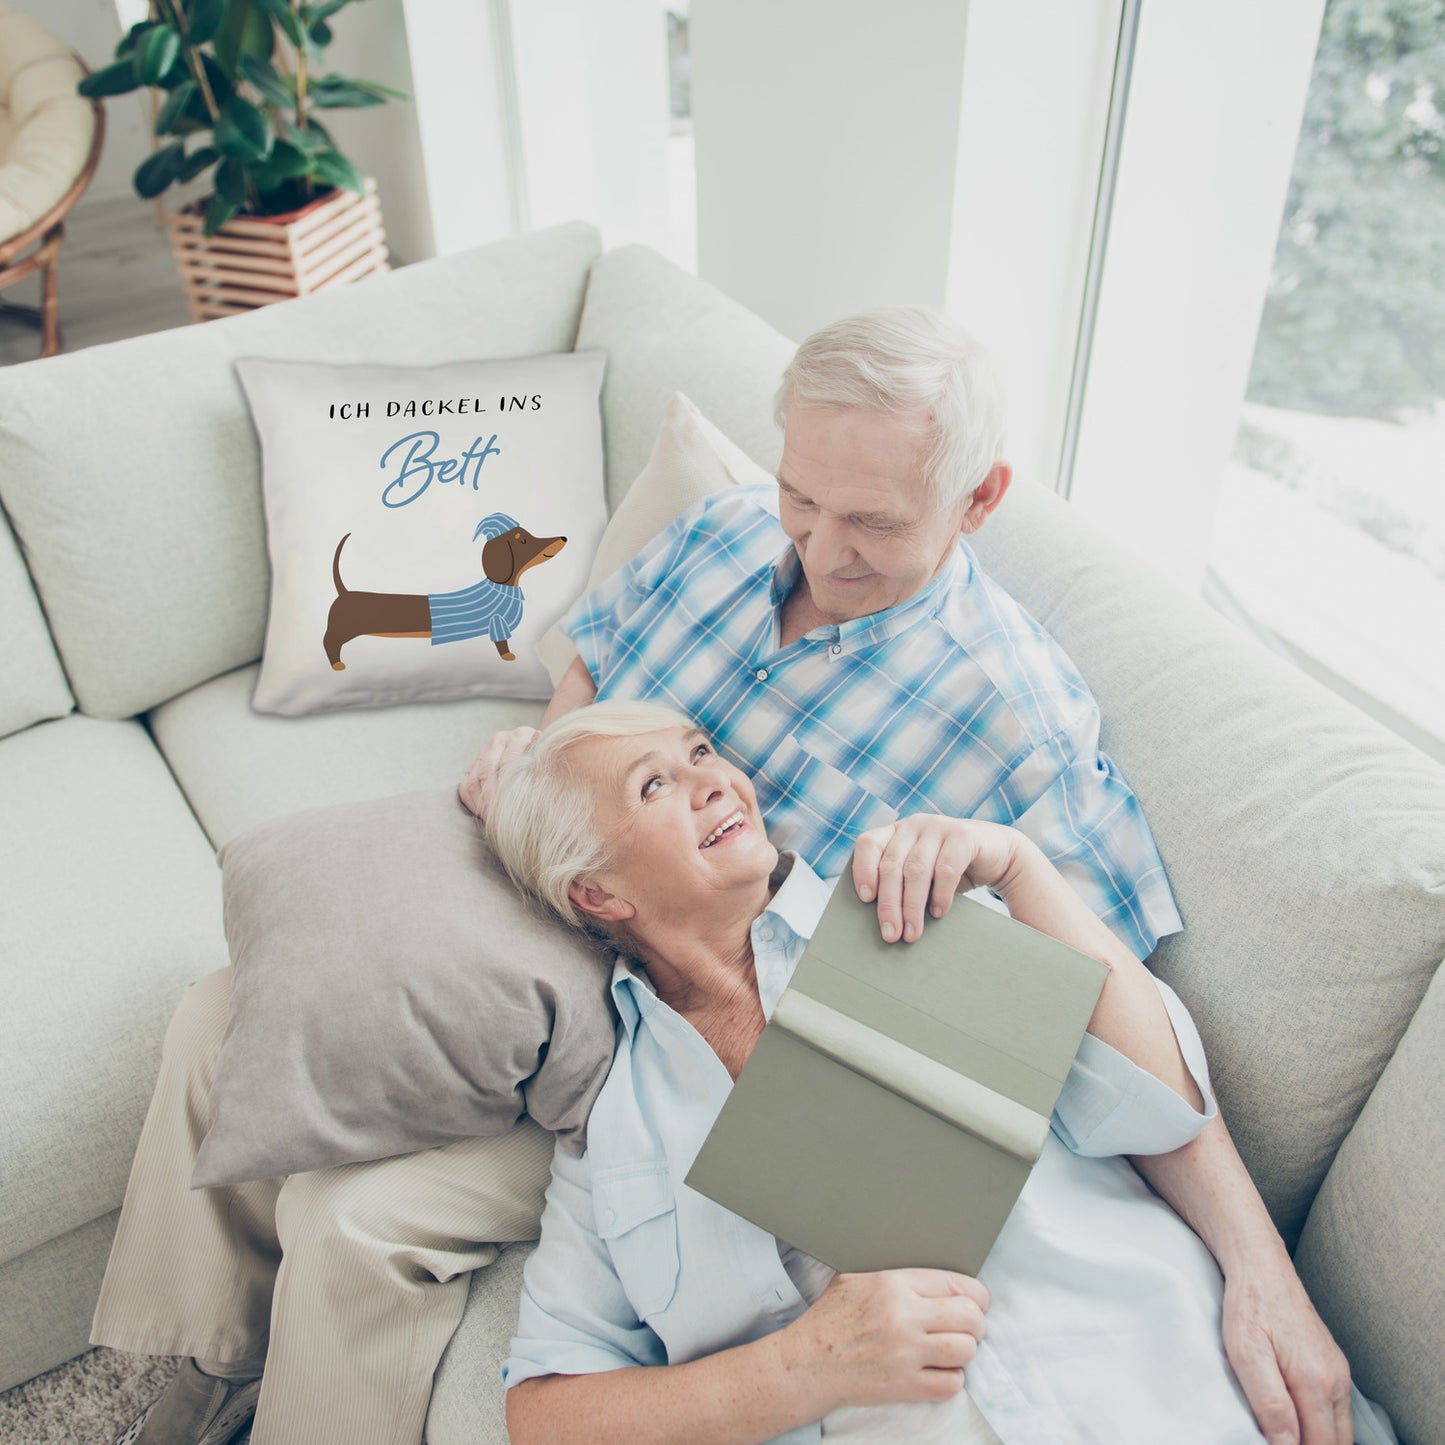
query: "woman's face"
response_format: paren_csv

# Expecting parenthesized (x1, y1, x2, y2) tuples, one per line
(566, 725, 778, 926)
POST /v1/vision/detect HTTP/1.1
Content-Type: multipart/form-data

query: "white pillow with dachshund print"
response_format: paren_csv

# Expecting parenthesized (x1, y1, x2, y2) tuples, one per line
(236, 351, 607, 715)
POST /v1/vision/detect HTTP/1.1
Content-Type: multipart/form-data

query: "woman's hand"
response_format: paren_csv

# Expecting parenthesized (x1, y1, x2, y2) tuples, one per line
(852, 815, 1029, 943)
(458, 726, 540, 821)
(778, 1269, 989, 1412)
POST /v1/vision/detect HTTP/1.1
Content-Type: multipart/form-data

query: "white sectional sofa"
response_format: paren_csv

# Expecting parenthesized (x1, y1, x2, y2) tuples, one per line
(1, 222, 1441, 1444)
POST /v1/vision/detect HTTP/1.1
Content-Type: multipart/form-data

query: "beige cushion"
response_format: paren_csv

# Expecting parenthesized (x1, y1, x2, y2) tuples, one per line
(0, 10, 91, 240)
(535, 392, 767, 684)
(0, 505, 71, 739)
(235, 351, 608, 714)
(575, 245, 794, 511)
(0, 714, 226, 1266)
(0, 222, 602, 720)
(148, 663, 543, 849)
(1294, 959, 1445, 1445)
(194, 790, 617, 1186)
(968, 478, 1445, 1246)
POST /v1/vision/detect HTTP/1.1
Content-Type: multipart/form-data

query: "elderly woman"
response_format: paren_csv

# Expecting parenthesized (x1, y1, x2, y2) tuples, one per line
(485, 701, 1339, 1445)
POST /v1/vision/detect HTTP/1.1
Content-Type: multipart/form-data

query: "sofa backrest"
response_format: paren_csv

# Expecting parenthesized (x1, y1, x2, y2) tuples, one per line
(0, 221, 602, 721)
(0, 502, 71, 738)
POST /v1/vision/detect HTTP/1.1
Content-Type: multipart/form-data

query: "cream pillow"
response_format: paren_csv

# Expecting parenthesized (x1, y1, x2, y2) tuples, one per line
(237, 351, 608, 715)
(535, 391, 775, 684)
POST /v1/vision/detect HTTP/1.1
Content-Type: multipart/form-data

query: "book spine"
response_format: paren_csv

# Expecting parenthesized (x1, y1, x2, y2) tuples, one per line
(771, 990, 1050, 1165)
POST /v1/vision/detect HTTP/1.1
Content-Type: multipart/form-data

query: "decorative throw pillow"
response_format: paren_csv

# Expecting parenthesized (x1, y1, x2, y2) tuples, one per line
(236, 351, 608, 716)
(535, 391, 773, 684)
(192, 788, 618, 1188)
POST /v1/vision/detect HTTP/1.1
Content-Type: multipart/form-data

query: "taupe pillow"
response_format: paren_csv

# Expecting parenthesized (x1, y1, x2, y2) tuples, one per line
(192, 789, 617, 1188)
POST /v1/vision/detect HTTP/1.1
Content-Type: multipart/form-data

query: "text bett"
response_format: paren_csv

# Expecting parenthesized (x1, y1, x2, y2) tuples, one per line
(379, 430, 502, 509)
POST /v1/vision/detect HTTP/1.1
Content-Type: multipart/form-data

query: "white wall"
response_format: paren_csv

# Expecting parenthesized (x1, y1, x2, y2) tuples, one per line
(689, 0, 972, 342)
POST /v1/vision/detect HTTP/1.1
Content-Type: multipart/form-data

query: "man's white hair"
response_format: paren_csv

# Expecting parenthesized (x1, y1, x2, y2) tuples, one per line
(773, 307, 1008, 511)
(488, 699, 697, 933)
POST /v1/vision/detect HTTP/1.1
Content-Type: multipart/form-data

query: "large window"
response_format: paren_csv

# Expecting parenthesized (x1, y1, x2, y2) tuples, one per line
(1206, 0, 1445, 757)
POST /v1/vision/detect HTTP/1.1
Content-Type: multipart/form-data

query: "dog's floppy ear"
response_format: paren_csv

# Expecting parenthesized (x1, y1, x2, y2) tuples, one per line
(482, 532, 516, 584)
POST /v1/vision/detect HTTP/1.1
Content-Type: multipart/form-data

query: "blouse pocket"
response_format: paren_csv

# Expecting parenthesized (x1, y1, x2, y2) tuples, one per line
(593, 1162, 681, 1321)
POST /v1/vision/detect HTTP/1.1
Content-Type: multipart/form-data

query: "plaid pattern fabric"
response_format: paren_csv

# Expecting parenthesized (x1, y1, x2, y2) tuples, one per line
(564, 485, 1181, 959)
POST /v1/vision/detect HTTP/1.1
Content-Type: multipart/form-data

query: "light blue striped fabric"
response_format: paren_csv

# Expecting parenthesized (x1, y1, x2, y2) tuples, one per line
(428, 577, 526, 645)
(563, 485, 1181, 960)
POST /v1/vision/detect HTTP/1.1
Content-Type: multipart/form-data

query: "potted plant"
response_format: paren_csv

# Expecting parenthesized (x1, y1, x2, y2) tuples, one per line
(79, 0, 404, 319)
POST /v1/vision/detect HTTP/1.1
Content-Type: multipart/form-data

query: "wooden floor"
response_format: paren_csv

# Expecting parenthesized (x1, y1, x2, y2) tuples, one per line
(0, 194, 193, 366)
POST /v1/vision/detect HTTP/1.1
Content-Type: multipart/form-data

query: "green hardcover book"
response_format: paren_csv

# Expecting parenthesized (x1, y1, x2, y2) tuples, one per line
(684, 886, 1110, 1276)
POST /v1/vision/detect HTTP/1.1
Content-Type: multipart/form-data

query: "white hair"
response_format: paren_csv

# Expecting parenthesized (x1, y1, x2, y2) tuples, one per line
(773, 308, 1008, 510)
(487, 699, 697, 934)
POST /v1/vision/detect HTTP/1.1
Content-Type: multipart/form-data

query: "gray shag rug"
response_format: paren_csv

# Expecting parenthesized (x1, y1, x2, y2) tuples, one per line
(0, 1350, 254, 1445)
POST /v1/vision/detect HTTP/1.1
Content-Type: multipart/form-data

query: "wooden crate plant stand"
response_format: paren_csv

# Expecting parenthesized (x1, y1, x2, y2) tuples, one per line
(165, 178, 389, 322)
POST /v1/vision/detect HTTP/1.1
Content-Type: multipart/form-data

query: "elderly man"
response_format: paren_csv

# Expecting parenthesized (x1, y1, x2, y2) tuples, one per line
(95, 310, 1351, 1445)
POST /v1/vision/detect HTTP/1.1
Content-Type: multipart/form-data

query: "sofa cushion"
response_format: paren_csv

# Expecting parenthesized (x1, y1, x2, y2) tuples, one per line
(0, 221, 601, 721)
(968, 478, 1445, 1244)
(195, 790, 615, 1187)
(0, 504, 71, 739)
(148, 663, 543, 849)
(0, 715, 226, 1267)
(1295, 958, 1445, 1445)
(575, 245, 795, 511)
(235, 350, 608, 715)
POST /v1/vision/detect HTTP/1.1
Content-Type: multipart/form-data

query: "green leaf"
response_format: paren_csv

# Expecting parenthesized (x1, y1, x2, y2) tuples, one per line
(115, 20, 156, 59)
(309, 148, 363, 194)
(239, 53, 295, 107)
(186, 0, 227, 47)
(309, 75, 384, 108)
(133, 142, 186, 199)
(178, 145, 220, 182)
(203, 193, 239, 235)
(214, 0, 275, 75)
(215, 95, 274, 160)
(199, 53, 236, 107)
(154, 79, 198, 135)
(215, 156, 249, 205)
(79, 60, 142, 98)
(263, 139, 311, 178)
(350, 78, 408, 101)
(247, 0, 306, 45)
(308, 19, 332, 47)
(282, 115, 332, 153)
(134, 25, 181, 86)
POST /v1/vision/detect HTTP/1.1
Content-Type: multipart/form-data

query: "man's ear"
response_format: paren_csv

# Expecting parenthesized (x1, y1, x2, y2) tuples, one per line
(567, 879, 635, 924)
(958, 462, 1012, 536)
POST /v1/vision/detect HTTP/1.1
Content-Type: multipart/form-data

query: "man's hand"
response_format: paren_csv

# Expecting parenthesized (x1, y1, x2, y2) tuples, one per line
(851, 815, 1026, 943)
(458, 726, 540, 821)
(1221, 1261, 1353, 1445)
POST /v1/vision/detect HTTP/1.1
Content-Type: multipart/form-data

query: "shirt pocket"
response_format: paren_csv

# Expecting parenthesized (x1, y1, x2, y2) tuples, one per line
(593, 1163, 681, 1321)
(758, 731, 898, 863)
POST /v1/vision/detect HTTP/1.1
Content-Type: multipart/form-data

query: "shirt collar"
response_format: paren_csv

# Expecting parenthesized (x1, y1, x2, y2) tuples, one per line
(767, 542, 973, 651)
(609, 851, 835, 1038)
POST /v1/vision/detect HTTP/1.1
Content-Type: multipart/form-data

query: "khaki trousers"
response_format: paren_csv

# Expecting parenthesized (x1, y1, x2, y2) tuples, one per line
(91, 968, 555, 1445)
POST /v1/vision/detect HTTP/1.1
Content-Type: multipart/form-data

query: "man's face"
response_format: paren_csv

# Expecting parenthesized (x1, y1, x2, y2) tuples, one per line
(776, 405, 973, 623)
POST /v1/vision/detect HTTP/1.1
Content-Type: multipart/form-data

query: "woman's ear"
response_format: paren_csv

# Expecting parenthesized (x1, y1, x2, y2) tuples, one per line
(567, 879, 635, 924)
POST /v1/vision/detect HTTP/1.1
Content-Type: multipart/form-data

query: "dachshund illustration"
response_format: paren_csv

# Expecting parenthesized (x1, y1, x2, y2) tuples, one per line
(324, 512, 567, 671)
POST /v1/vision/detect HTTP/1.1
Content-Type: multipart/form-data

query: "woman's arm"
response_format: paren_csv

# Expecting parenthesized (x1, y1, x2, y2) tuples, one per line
(851, 815, 1203, 1108)
(509, 1269, 987, 1445)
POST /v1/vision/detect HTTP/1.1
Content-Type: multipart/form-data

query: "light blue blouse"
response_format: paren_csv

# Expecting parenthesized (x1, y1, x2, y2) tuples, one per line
(504, 857, 1268, 1443)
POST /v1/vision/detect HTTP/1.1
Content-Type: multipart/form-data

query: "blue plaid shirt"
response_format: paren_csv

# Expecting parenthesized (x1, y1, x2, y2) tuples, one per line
(563, 485, 1181, 959)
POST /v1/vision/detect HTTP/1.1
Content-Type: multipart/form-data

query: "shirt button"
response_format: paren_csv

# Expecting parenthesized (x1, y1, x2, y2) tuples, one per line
(830, 644, 842, 655)
(755, 668, 769, 681)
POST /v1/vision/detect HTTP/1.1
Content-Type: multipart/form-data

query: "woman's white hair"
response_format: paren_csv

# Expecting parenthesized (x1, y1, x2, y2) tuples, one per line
(487, 699, 697, 934)
(773, 307, 1007, 511)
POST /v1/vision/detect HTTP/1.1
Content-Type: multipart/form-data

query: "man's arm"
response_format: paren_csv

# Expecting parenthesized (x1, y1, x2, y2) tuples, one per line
(1130, 1121, 1353, 1445)
(543, 654, 599, 725)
